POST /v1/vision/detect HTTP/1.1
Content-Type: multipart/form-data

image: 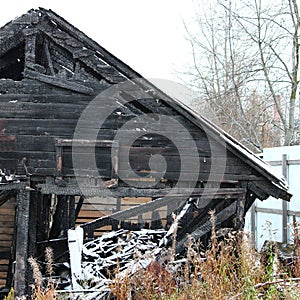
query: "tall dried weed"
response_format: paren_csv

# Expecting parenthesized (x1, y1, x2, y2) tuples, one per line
(28, 247, 56, 300)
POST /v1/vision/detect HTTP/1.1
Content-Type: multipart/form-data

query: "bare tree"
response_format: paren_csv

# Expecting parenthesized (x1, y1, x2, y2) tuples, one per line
(182, 0, 299, 151)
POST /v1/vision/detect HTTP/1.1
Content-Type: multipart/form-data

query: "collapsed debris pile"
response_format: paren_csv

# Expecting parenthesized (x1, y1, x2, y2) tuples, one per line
(56, 202, 193, 299)
(72, 229, 166, 299)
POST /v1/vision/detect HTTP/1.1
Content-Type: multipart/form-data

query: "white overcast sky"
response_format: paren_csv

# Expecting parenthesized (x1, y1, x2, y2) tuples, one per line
(0, 0, 200, 81)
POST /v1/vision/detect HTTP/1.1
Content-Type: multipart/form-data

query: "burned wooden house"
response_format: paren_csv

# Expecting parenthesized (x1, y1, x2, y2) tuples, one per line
(0, 8, 291, 298)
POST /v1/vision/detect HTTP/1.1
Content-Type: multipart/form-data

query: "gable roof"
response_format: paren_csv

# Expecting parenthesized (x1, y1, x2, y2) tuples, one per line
(0, 8, 291, 201)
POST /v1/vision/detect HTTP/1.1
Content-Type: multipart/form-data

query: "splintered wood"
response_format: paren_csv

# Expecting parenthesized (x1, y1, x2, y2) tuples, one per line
(62, 228, 167, 299)
(57, 202, 192, 299)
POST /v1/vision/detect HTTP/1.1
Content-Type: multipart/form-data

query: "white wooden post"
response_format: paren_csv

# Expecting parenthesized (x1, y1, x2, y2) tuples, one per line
(68, 226, 84, 289)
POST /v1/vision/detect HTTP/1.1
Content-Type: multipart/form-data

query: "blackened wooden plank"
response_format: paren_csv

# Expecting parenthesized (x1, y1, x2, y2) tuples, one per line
(27, 190, 39, 287)
(24, 29, 37, 69)
(0, 182, 25, 191)
(0, 93, 94, 104)
(0, 78, 77, 95)
(14, 187, 30, 298)
(0, 31, 24, 57)
(235, 195, 246, 230)
(61, 168, 112, 178)
(117, 169, 251, 181)
(3, 118, 78, 136)
(253, 179, 291, 201)
(176, 201, 237, 253)
(16, 135, 56, 152)
(118, 155, 252, 174)
(0, 252, 10, 259)
(0, 102, 86, 119)
(49, 195, 69, 239)
(27, 167, 56, 176)
(44, 39, 55, 75)
(36, 194, 51, 243)
(0, 151, 55, 161)
(0, 159, 18, 170)
(24, 69, 95, 95)
(119, 146, 211, 157)
(79, 55, 126, 83)
(1, 158, 55, 170)
(69, 196, 76, 228)
(3, 119, 206, 140)
(75, 196, 84, 220)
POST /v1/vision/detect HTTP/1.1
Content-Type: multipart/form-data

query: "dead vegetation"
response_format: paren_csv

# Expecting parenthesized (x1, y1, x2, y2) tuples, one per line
(27, 215, 300, 300)
(28, 248, 56, 300)
(110, 222, 300, 299)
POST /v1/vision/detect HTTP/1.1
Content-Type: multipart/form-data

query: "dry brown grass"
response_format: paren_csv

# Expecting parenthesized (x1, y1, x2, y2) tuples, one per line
(27, 216, 300, 299)
(110, 213, 300, 300)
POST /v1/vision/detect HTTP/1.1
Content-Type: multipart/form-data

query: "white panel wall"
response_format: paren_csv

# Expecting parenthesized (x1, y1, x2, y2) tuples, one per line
(245, 145, 300, 249)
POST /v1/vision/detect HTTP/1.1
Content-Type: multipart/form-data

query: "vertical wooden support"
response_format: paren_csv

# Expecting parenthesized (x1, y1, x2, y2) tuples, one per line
(37, 194, 51, 242)
(14, 187, 30, 298)
(27, 190, 38, 269)
(282, 154, 288, 243)
(236, 195, 246, 230)
(75, 196, 84, 220)
(138, 214, 144, 229)
(116, 197, 121, 212)
(151, 210, 163, 229)
(23, 28, 37, 70)
(112, 197, 121, 230)
(26, 190, 42, 291)
(166, 198, 174, 228)
(28, 191, 38, 255)
(44, 39, 55, 75)
(69, 195, 76, 228)
(6, 196, 17, 290)
(50, 195, 68, 239)
(235, 181, 247, 232)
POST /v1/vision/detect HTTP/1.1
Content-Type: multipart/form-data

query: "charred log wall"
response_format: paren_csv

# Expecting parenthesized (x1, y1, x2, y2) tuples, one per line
(0, 79, 260, 188)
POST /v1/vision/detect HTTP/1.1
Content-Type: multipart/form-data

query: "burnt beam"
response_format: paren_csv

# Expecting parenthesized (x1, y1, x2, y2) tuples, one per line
(235, 195, 246, 230)
(38, 184, 245, 198)
(44, 39, 55, 75)
(0, 31, 24, 57)
(24, 69, 95, 95)
(81, 189, 244, 234)
(176, 201, 237, 253)
(14, 187, 31, 298)
(24, 28, 37, 69)
(37, 194, 51, 243)
(49, 195, 69, 239)
(247, 181, 269, 200)
(69, 195, 75, 228)
(74, 196, 84, 220)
